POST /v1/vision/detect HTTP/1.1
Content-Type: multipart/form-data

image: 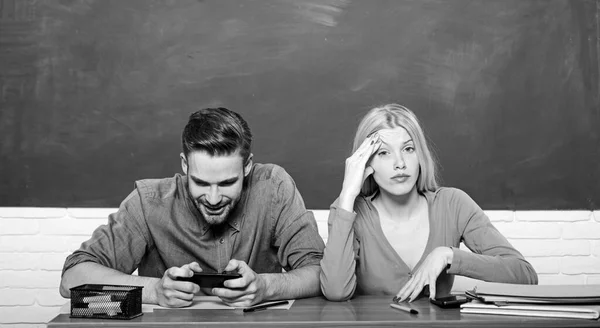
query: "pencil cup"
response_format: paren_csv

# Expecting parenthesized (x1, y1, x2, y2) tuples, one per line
(69, 284, 143, 320)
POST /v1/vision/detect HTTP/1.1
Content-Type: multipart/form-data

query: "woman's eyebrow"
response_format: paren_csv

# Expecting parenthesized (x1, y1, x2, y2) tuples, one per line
(378, 137, 413, 146)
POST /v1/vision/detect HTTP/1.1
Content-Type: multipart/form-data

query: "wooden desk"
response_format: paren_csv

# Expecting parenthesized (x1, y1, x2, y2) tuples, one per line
(48, 296, 600, 327)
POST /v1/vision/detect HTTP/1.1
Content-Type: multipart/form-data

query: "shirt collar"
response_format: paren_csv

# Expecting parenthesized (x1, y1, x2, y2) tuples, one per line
(226, 182, 248, 233)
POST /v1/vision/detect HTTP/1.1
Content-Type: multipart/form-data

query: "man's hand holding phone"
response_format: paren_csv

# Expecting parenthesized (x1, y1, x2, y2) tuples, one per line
(156, 259, 268, 308)
(153, 261, 203, 308)
(210, 259, 268, 307)
(176, 271, 242, 288)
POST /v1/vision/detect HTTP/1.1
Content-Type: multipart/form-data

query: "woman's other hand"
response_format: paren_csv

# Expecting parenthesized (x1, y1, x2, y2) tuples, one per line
(395, 246, 453, 302)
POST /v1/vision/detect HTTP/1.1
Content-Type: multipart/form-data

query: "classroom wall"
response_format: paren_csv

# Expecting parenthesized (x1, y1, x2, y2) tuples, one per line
(0, 208, 599, 327)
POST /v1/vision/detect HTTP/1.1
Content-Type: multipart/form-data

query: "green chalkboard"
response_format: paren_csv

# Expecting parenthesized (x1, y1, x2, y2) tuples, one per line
(0, 0, 598, 209)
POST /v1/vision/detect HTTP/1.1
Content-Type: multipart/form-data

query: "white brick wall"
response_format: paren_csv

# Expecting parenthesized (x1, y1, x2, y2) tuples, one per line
(0, 208, 111, 327)
(1, 208, 599, 327)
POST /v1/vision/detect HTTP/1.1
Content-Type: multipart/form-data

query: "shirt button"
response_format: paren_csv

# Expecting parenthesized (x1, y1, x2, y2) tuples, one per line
(233, 222, 238, 227)
(219, 238, 224, 244)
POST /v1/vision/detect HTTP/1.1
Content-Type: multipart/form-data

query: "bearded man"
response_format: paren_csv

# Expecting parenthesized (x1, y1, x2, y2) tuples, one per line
(60, 107, 324, 308)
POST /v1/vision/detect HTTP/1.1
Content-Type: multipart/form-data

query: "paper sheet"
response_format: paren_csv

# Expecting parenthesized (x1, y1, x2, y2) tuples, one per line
(60, 296, 294, 314)
(148, 296, 294, 311)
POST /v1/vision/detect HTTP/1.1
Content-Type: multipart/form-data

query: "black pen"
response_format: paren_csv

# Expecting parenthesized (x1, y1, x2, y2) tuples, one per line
(242, 300, 290, 313)
(390, 303, 419, 314)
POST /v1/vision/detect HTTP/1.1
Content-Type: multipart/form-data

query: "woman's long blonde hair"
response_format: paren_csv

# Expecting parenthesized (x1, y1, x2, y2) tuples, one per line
(353, 104, 440, 196)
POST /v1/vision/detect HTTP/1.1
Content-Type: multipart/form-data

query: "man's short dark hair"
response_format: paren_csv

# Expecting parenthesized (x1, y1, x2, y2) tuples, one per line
(182, 107, 252, 162)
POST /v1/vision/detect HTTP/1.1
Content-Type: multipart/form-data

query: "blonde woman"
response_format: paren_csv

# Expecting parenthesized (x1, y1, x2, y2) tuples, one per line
(320, 104, 537, 302)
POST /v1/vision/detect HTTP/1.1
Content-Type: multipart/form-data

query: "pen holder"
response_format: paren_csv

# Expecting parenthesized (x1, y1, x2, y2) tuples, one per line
(69, 284, 143, 320)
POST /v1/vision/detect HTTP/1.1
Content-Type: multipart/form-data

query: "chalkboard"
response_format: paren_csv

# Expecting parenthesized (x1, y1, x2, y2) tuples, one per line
(0, 0, 598, 209)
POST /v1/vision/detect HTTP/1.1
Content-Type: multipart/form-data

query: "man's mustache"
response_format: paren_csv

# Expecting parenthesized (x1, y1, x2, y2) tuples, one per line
(196, 199, 230, 210)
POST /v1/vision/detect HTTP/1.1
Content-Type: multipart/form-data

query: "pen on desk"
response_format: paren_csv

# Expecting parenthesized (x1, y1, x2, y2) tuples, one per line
(243, 300, 289, 313)
(390, 303, 419, 314)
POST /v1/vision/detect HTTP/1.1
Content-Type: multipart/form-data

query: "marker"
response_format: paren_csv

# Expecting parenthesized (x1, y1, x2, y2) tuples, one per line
(390, 303, 419, 314)
(243, 300, 290, 313)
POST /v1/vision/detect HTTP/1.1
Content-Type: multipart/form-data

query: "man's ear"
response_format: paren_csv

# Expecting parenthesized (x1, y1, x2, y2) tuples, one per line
(243, 153, 253, 177)
(180, 152, 188, 174)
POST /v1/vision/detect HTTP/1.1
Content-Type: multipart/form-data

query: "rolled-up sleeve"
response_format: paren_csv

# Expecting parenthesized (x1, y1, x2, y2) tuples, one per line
(61, 190, 152, 276)
(270, 167, 325, 271)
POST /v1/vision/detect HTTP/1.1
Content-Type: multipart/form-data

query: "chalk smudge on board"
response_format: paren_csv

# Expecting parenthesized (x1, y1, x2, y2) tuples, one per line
(288, 0, 350, 27)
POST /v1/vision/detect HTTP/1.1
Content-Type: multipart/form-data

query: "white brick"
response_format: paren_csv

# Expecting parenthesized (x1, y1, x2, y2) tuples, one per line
(492, 222, 561, 239)
(37, 253, 70, 271)
(0, 219, 39, 235)
(67, 208, 117, 219)
(509, 240, 590, 256)
(593, 241, 600, 257)
(527, 257, 560, 274)
(0, 305, 61, 324)
(594, 211, 600, 222)
(0, 324, 47, 328)
(312, 210, 329, 242)
(537, 274, 585, 285)
(0, 254, 42, 270)
(0, 253, 68, 271)
(0, 236, 89, 253)
(561, 222, 600, 239)
(315, 221, 328, 241)
(516, 211, 591, 222)
(0, 208, 67, 219)
(0, 289, 36, 306)
(39, 218, 105, 235)
(312, 210, 328, 224)
(484, 211, 514, 222)
(35, 289, 68, 306)
(587, 275, 600, 284)
(0, 271, 62, 288)
(560, 257, 600, 274)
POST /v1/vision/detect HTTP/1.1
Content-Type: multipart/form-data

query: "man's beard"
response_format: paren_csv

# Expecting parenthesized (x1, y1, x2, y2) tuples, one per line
(195, 197, 239, 226)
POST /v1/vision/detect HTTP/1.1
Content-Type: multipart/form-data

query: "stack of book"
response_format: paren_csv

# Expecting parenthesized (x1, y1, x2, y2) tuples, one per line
(461, 282, 600, 320)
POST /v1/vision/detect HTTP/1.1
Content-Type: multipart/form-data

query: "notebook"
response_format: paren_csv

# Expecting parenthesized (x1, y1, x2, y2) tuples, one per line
(461, 282, 600, 320)
(465, 282, 600, 305)
(461, 300, 600, 320)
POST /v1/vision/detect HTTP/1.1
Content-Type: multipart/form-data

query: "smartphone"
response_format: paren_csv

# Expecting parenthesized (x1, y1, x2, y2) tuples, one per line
(430, 295, 470, 308)
(176, 272, 242, 288)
